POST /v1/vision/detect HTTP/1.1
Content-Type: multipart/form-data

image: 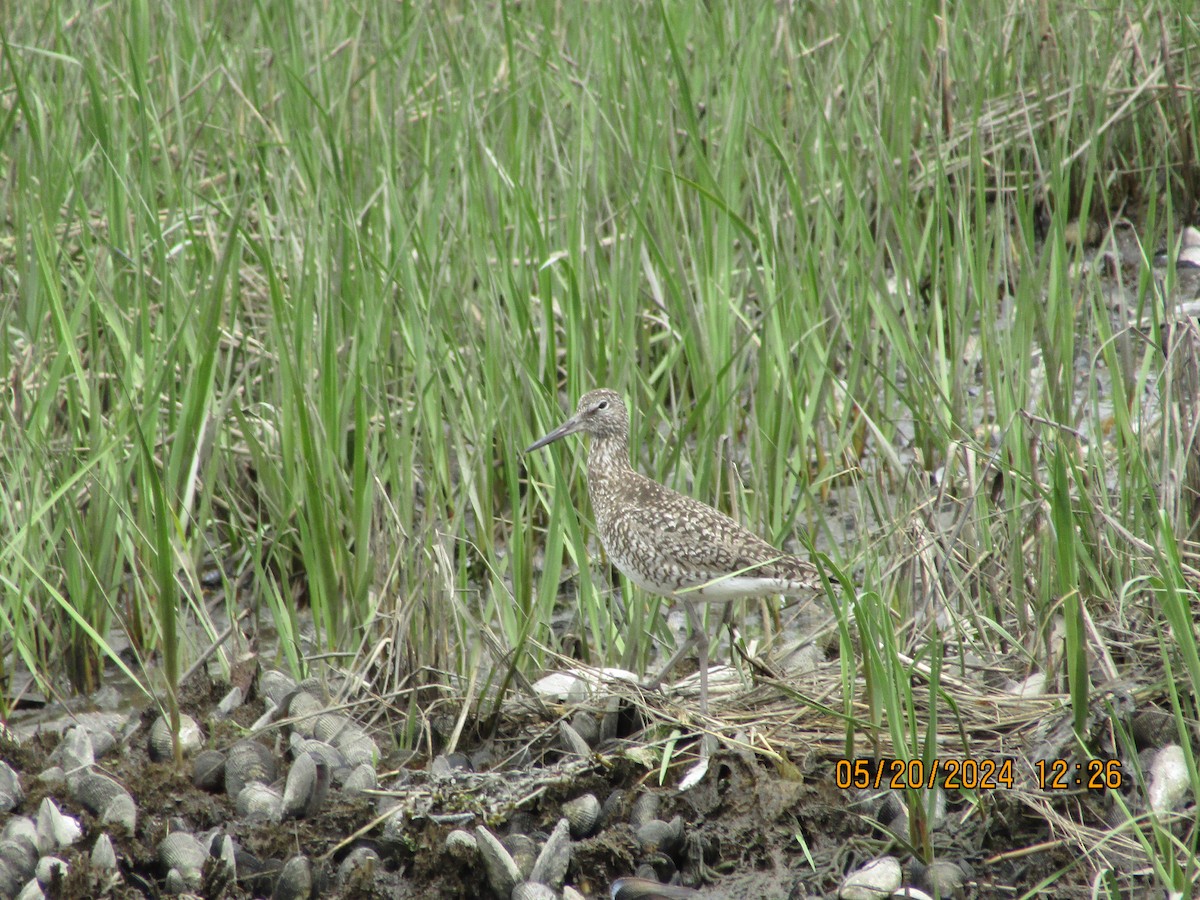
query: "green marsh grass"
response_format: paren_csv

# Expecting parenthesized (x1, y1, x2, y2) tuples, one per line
(2, 0, 1200, 890)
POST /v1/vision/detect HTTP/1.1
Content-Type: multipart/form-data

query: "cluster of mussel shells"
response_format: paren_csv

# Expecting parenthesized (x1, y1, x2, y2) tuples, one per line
(155, 827, 324, 898)
(0, 791, 116, 900)
(188, 669, 379, 827)
(154, 825, 380, 899)
(0, 717, 135, 899)
(165, 668, 382, 895)
(443, 788, 695, 900)
(0, 668, 383, 898)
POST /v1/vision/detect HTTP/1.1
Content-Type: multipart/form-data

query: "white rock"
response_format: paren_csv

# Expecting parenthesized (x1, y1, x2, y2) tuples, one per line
(216, 686, 245, 719)
(531, 667, 638, 702)
(1003, 671, 1045, 698)
(839, 856, 902, 899)
(1149, 744, 1189, 813)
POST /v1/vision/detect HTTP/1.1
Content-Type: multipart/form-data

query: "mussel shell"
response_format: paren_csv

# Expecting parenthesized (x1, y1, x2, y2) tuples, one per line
(563, 793, 601, 839)
(192, 749, 227, 791)
(52, 726, 94, 773)
(511, 883, 558, 900)
(158, 831, 207, 876)
(166, 867, 198, 893)
(629, 792, 659, 829)
(557, 722, 591, 758)
(282, 753, 328, 820)
(635, 816, 684, 858)
(148, 714, 203, 761)
(259, 670, 298, 707)
(35, 855, 68, 884)
(0, 761, 23, 813)
(444, 829, 478, 861)
(215, 686, 245, 719)
(70, 772, 137, 831)
(68, 771, 122, 808)
(337, 845, 380, 887)
(611, 876, 702, 899)
(1, 817, 38, 851)
(90, 834, 118, 870)
(0, 861, 23, 898)
(289, 735, 346, 770)
(270, 854, 312, 900)
(35, 798, 81, 853)
(0, 838, 37, 881)
(528, 817, 571, 889)
(912, 858, 967, 899)
(236, 783, 284, 822)
(336, 730, 379, 767)
(312, 713, 351, 744)
(503, 833, 538, 881)
(475, 827, 520, 899)
(224, 740, 277, 797)
(286, 692, 324, 737)
(341, 762, 377, 796)
(569, 711, 600, 747)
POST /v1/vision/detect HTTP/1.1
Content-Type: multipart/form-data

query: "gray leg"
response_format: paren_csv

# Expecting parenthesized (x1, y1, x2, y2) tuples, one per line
(644, 602, 717, 760)
(643, 625, 698, 690)
(645, 602, 712, 713)
(687, 602, 709, 715)
(644, 601, 716, 716)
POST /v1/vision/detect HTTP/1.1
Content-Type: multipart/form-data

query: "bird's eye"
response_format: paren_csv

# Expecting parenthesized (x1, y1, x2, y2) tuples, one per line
(596, 400, 608, 410)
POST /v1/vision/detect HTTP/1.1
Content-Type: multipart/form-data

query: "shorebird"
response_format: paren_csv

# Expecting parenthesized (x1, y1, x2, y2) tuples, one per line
(526, 388, 822, 713)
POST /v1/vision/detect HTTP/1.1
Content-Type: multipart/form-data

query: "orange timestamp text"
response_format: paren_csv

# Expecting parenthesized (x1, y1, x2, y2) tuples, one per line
(1034, 758, 1123, 791)
(834, 757, 1015, 790)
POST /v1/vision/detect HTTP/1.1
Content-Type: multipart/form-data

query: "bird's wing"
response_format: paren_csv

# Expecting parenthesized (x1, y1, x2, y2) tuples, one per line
(609, 477, 813, 584)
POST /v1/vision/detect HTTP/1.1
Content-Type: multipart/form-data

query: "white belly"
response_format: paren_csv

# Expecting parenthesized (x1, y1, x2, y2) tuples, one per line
(607, 546, 798, 602)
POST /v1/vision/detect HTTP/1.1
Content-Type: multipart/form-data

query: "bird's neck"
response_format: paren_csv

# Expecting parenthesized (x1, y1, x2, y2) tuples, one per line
(587, 433, 632, 477)
(586, 433, 632, 514)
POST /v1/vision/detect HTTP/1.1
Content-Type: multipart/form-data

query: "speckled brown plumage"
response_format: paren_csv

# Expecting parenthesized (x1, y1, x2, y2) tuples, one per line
(527, 388, 822, 709)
